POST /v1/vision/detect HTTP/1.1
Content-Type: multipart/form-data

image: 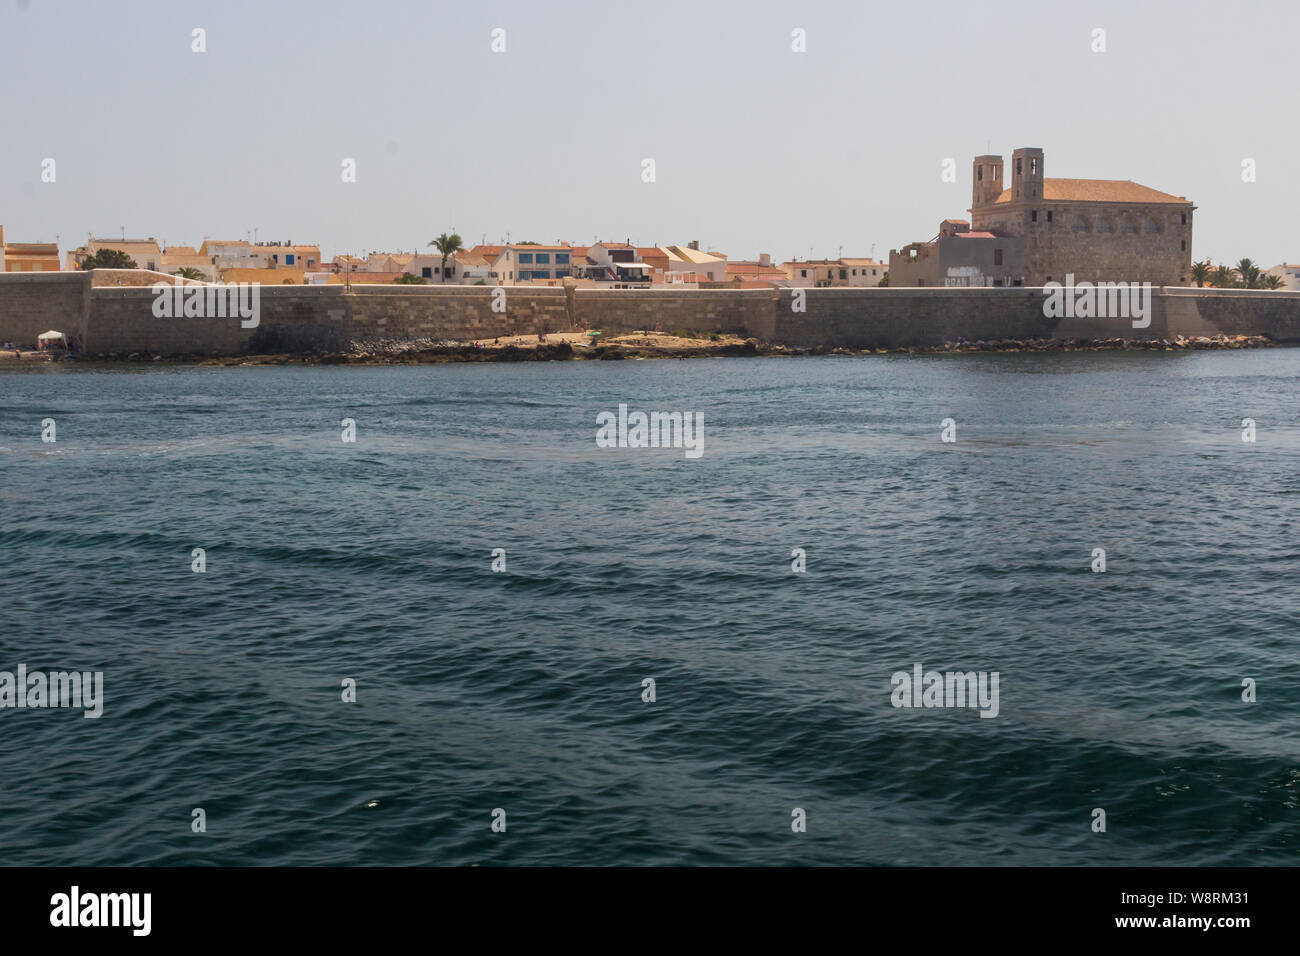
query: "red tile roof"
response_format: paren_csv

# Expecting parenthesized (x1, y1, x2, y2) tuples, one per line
(726, 262, 788, 279)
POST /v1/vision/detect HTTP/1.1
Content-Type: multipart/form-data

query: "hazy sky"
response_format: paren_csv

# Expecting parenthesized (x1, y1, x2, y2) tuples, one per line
(2, 0, 1296, 265)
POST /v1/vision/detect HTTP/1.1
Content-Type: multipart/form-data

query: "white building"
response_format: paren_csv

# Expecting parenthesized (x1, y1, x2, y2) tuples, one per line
(659, 244, 726, 283)
(406, 251, 492, 284)
(1265, 263, 1300, 291)
(574, 242, 652, 286)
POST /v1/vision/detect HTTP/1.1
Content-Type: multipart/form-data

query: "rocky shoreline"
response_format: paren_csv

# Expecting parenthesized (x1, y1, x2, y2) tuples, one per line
(198, 331, 1278, 364)
(2, 332, 1278, 367)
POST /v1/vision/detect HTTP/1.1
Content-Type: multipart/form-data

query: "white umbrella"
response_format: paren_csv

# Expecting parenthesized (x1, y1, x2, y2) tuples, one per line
(38, 330, 65, 340)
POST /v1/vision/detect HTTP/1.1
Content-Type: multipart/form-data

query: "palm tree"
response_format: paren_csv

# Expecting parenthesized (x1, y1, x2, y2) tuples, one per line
(1234, 258, 1261, 289)
(172, 266, 204, 281)
(1189, 260, 1211, 288)
(1211, 265, 1236, 288)
(428, 232, 463, 284)
(1261, 273, 1284, 290)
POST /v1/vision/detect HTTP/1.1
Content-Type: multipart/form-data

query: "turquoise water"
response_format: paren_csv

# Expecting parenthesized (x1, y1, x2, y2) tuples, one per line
(1, 352, 1297, 865)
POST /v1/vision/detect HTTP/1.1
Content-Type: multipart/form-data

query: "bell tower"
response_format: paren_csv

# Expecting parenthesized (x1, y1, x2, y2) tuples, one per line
(1011, 147, 1044, 203)
(972, 154, 1003, 208)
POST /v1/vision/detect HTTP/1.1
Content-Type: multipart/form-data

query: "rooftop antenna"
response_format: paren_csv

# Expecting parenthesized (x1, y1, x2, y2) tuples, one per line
(120, 226, 125, 240)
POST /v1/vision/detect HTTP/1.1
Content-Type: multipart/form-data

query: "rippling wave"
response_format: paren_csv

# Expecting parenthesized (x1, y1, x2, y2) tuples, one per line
(1, 353, 1297, 865)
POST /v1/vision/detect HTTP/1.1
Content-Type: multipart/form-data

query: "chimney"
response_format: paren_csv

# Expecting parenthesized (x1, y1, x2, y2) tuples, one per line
(759, 253, 770, 267)
(688, 239, 699, 250)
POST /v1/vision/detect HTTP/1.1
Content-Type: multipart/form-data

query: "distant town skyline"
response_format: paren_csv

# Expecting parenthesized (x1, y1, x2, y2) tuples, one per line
(2, 0, 1296, 266)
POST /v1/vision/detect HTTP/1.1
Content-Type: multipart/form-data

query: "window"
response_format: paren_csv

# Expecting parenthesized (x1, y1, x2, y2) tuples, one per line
(536, 253, 550, 264)
(555, 253, 569, 264)
(1030, 158, 1037, 175)
(285, 254, 295, 265)
(1047, 211, 1053, 222)
(800, 269, 807, 278)
(1072, 218, 1090, 234)
(518, 253, 533, 264)
(1031, 210, 1038, 222)
(422, 267, 432, 278)
(994, 249, 1003, 265)
(1181, 239, 1186, 251)
(839, 269, 847, 280)
(1097, 220, 1114, 234)
(1181, 213, 1187, 225)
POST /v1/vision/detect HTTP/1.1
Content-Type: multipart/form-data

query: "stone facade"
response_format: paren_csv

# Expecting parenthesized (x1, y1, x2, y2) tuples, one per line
(889, 219, 1026, 287)
(0, 272, 91, 345)
(5, 274, 1300, 355)
(970, 147, 1194, 286)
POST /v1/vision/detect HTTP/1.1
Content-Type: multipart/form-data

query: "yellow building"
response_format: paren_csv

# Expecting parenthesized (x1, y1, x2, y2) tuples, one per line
(219, 267, 306, 285)
(0, 225, 61, 272)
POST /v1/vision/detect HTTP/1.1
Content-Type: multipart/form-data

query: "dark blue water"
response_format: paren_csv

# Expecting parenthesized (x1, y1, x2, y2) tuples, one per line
(1, 352, 1297, 865)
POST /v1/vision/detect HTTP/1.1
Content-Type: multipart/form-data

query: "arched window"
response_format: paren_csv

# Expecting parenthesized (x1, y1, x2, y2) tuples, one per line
(1145, 218, 1161, 234)
(1121, 217, 1139, 234)
(1071, 218, 1090, 234)
(1097, 219, 1115, 234)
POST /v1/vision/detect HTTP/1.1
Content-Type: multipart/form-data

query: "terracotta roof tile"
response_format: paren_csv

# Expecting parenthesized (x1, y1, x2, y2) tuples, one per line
(993, 179, 1190, 204)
